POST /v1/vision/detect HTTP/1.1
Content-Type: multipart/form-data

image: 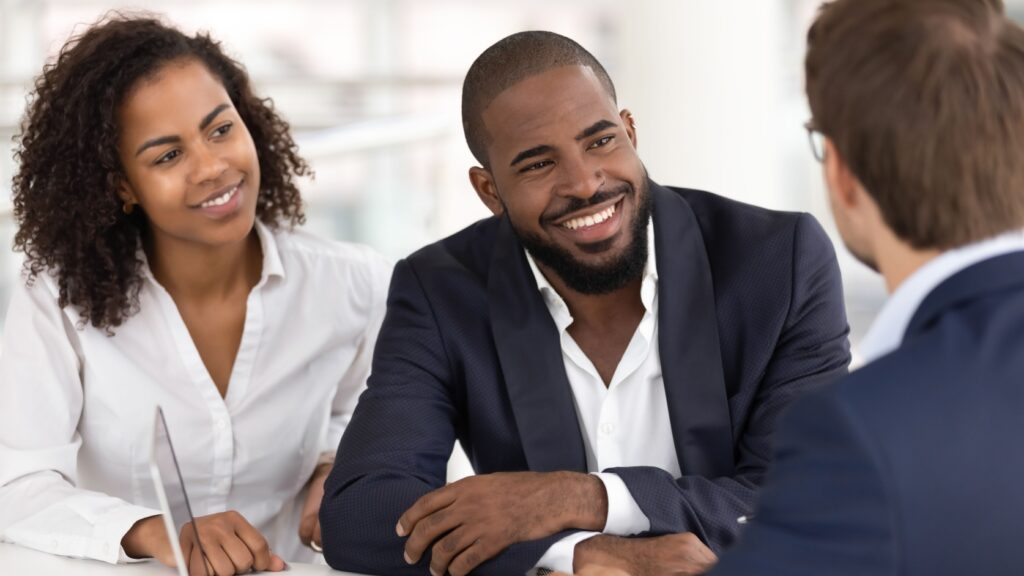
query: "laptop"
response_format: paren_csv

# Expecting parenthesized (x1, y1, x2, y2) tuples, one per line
(147, 406, 212, 576)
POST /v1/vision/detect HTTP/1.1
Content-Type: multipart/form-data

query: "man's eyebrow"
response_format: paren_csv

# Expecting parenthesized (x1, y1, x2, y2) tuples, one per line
(134, 103, 232, 157)
(510, 145, 553, 168)
(575, 119, 617, 141)
(199, 103, 231, 131)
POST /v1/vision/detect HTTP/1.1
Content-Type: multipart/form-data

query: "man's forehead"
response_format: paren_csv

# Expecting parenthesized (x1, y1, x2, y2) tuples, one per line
(484, 65, 611, 114)
(480, 67, 618, 145)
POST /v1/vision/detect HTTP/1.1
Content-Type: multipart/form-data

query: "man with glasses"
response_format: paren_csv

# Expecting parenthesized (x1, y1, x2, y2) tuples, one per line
(706, 0, 1024, 574)
(321, 31, 850, 576)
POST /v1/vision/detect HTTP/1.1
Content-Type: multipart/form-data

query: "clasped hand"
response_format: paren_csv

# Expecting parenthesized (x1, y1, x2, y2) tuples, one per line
(396, 471, 607, 576)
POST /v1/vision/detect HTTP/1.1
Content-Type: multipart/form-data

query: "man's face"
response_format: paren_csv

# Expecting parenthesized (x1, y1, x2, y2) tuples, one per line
(822, 139, 879, 272)
(472, 65, 650, 294)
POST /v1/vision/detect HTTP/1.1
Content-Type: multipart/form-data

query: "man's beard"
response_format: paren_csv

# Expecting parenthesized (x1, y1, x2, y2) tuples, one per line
(515, 180, 652, 295)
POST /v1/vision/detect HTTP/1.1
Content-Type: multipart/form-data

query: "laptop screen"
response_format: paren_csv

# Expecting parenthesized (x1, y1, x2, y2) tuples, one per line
(150, 406, 212, 576)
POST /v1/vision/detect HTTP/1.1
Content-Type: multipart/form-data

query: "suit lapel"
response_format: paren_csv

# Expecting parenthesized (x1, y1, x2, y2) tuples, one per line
(652, 183, 734, 477)
(906, 251, 1024, 339)
(489, 215, 588, 473)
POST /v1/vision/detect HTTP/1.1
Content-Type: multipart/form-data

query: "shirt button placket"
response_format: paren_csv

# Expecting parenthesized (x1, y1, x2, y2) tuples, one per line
(212, 412, 234, 510)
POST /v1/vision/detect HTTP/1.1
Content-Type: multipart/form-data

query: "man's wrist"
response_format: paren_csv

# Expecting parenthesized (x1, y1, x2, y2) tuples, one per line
(573, 535, 632, 573)
(556, 471, 608, 531)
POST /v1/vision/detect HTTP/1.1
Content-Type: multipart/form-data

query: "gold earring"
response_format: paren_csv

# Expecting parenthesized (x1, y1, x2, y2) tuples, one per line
(122, 201, 134, 215)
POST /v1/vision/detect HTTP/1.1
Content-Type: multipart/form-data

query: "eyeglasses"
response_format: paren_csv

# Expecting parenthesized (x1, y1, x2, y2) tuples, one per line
(804, 120, 826, 163)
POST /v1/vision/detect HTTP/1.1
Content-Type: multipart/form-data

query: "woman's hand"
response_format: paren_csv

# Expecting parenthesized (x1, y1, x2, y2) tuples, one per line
(123, 511, 287, 575)
(298, 462, 333, 551)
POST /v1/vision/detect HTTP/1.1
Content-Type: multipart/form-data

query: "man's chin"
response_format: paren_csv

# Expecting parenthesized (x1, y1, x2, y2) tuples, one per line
(574, 234, 620, 256)
(844, 239, 879, 273)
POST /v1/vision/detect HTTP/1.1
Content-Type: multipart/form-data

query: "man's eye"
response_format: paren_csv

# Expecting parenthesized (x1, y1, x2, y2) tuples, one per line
(521, 160, 553, 173)
(155, 149, 180, 165)
(589, 135, 613, 149)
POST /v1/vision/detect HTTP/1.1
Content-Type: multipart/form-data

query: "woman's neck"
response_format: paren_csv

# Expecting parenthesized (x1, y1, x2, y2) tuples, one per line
(144, 226, 263, 302)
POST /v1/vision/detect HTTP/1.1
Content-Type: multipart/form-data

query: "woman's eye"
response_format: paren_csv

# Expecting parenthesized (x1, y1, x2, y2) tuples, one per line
(155, 149, 180, 165)
(589, 135, 613, 149)
(212, 123, 233, 137)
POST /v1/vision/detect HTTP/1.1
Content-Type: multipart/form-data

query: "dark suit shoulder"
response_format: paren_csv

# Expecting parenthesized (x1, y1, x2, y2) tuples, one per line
(664, 185, 810, 260)
(659, 185, 839, 336)
(403, 215, 500, 286)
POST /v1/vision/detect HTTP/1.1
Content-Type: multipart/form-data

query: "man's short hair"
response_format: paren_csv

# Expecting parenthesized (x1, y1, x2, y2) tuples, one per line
(807, 0, 1024, 249)
(462, 31, 617, 169)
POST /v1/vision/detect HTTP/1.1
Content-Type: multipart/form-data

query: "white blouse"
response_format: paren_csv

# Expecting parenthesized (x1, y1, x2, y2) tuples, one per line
(0, 221, 391, 564)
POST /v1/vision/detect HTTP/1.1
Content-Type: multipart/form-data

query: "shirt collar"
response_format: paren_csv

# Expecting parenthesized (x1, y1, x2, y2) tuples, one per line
(525, 218, 658, 329)
(858, 229, 1024, 364)
(138, 219, 286, 284)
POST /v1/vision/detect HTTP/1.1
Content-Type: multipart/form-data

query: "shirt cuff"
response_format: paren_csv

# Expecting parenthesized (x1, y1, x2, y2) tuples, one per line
(531, 532, 600, 575)
(101, 505, 162, 564)
(593, 472, 650, 536)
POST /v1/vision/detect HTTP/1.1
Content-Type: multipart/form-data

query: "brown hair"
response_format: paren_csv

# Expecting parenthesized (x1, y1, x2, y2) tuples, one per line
(12, 14, 308, 330)
(462, 31, 617, 169)
(806, 0, 1024, 249)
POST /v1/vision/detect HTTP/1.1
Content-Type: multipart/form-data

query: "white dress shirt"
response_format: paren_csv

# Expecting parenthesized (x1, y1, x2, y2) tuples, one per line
(528, 223, 680, 574)
(0, 221, 391, 564)
(858, 230, 1024, 364)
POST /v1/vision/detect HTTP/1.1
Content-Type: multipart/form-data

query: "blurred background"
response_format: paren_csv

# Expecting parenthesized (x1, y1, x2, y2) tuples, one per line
(7, 0, 1022, 359)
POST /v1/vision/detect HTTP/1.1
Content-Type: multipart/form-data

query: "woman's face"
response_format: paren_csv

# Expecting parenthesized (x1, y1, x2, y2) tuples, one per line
(117, 58, 261, 250)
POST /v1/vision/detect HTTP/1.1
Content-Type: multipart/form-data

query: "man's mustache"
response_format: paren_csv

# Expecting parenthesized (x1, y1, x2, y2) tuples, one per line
(544, 183, 632, 223)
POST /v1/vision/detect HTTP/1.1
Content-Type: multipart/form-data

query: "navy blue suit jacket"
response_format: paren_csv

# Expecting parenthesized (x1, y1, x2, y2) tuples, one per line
(712, 251, 1024, 576)
(321, 182, 851, 575)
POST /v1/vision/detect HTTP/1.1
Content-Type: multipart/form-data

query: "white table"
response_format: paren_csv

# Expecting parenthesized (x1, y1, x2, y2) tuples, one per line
(0, 542, 373, 575)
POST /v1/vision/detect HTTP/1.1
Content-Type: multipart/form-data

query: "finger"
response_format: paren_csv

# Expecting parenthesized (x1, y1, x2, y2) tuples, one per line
(189, 543, 213, 576)
(447, 539, 494, 576)
(178, 526, 193, 572)
(312, 519, 322, 549)
(230, 514, 272, 571)
(220, 534, 256, 574)
(397, 487, 457, 537)
(269, 552, 287, 572)
(207, 544, 238, 576)
(404, 505, 461, 564)
(428, 526, 476, 576)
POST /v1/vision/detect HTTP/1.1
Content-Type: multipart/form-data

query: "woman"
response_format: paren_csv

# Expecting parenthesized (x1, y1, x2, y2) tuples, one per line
(0, 14, 390, 575)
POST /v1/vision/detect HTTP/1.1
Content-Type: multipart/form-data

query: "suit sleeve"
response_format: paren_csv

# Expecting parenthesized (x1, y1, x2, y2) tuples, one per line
(607, 213, 852, 551)
(319, 259, 570, 575)
(709, 389, 895, 576)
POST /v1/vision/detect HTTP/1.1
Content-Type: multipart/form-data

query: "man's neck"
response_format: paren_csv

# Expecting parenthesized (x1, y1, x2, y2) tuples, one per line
(535, 261, 645, 330)
(874, 232, 941, 294)
(145, 227, 263, 303)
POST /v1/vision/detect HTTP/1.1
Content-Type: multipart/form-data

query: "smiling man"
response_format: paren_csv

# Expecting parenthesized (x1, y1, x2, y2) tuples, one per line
(320, 31, 850, 576)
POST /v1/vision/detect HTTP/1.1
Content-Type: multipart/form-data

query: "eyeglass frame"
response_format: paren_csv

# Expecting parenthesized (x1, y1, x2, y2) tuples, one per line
(803, 120, 827, 163)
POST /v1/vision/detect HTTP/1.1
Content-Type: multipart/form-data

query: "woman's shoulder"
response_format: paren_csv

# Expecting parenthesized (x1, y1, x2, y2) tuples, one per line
(268, 225, 392, 288)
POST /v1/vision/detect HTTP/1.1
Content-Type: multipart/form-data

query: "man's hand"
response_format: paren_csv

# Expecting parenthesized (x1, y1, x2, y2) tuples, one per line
(299, 462, 332, 551)
(396, 471, 607, 576)
(553, 566, 634, 576)
(572, 533, 717, 576)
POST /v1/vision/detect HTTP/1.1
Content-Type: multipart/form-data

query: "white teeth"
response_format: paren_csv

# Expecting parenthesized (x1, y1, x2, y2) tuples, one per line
(562, 203, 616, 231)
(200, 186, 238, 208)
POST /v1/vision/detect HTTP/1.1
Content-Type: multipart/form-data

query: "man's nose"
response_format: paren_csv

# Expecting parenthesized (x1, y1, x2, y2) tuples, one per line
(554, 154, 603, 200)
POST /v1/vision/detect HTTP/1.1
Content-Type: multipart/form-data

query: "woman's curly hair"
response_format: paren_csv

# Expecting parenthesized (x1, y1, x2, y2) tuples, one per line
(12, 14, 308, 330)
